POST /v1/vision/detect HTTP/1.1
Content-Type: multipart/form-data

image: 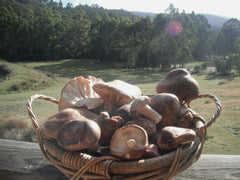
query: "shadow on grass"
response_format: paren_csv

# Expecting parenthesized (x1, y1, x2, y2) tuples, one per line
(204, 73, 236, 81)
(32, 59, 166, 84)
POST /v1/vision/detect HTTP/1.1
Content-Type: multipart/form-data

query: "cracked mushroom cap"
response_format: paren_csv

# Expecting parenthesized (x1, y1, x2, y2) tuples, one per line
(59, 76, 104, 111)
(57, 119, 101, 152)
(41, 108, 81, 139)
(177, 105, 195, 128)
(110, 125, 148, 160)
(92, 80, 141, 112)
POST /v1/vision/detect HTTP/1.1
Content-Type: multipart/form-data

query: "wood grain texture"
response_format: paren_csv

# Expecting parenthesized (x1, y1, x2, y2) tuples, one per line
(0, 139, 239, 180)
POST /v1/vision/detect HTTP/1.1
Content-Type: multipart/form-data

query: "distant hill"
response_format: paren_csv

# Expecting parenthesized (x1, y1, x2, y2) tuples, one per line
(130, 11, 157, 19)
(131, 11, 229, 31)
(203, 14, 228, 30)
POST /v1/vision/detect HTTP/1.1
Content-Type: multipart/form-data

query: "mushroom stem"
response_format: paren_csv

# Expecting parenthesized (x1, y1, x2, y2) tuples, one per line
(126, 139, 136, 149)
(130, 96, 163, 124)
(141, 104, 163, 124)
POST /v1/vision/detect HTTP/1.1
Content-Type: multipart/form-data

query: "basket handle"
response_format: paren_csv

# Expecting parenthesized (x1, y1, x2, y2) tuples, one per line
(27, 94, 59, 130)
(195, 94, 222, 130)
(27, 94, 59, 162)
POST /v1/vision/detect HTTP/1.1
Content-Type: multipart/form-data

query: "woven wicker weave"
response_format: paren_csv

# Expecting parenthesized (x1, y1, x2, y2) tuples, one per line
(27, 93, 221, 180)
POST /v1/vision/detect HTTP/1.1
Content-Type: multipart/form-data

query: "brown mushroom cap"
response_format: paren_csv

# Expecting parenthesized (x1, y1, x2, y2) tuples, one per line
(157, 126, 196, 151)
(93, 80, 141, 112)
(125, 117, 156, 136)
(41, 108, 81, 139)
(76, 107, 100, 124)
(59, 76, 104, 111)
(156, 68, 199, 105)
(57, 119, 101, 152)
(149, 93, 180, 127)
(110, 125, 148, 160)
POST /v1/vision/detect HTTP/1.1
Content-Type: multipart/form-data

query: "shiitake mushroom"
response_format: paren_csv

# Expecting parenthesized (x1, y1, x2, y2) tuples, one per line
(157, 126, 196, 151)
(130, 95, 162, 124)
(58, 76, 104, 111)
(156, 68, 199, 106)
(41, 108, 81, 139)
(110, 125, 148, 160)
(149, 93, 180, 128)
(57, 119, 101, 152)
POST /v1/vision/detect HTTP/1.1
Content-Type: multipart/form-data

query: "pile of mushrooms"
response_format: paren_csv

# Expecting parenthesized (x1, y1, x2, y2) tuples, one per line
(41, 68, 204, 160)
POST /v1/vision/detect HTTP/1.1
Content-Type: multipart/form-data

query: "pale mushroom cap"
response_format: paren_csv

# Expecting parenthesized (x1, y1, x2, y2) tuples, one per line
(93, 79, 141, 111)
(57, 119, 101, 151)
(75, 98, 104, 110)
(59, 76, 104, 111)
(110, 125, 148, 159)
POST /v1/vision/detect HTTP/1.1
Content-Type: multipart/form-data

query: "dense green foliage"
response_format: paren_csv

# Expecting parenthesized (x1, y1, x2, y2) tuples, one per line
(0, 0, 240, 69)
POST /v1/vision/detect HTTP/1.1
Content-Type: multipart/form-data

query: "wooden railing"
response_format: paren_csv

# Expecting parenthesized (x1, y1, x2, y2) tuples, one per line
(0, 139, 239, 180)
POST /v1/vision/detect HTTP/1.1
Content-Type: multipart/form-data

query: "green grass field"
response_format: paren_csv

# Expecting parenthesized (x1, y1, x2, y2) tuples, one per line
(0, 59, 239, 154)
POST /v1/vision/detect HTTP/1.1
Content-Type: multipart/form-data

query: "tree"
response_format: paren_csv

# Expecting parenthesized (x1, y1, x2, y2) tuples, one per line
(191, 13, 212, 60)
(222, 19, 240, 54)
(134, 16, 153, 67)
(212, 32, 226, 56)
(0, 6, 19, 60)
(213, 18, 240, 56)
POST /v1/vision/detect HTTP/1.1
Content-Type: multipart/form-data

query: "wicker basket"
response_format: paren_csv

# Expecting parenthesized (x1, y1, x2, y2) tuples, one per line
(27, 94, 221, 180)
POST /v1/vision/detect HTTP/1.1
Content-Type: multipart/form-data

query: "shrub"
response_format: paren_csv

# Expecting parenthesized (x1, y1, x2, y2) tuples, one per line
(193, 65, 201, 74)
(9, 84, 21, 91)
(201, 62, 208, 70)
(0, 64, 13, 79)
(0, 119, 36, 142)
(8, 79, 52, 92)
(214, 59, 232, 75)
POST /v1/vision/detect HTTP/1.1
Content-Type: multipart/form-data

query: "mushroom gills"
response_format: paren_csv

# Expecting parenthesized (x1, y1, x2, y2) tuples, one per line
(110, 125, 148, 160)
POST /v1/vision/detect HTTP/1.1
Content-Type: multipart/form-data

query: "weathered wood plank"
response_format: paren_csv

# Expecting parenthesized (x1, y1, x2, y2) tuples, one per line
(0, 139, 239, 180)
(0, 139, 66, 180)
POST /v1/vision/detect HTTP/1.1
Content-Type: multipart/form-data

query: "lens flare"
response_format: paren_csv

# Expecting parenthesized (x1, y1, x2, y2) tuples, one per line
(166, 20, 183, 37)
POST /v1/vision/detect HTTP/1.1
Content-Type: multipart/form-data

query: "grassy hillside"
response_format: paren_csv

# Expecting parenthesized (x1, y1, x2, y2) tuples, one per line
(0, 59, 239, 154)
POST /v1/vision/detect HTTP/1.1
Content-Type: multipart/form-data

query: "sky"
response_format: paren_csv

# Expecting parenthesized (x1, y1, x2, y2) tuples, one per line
(60, 0, 240, 20)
